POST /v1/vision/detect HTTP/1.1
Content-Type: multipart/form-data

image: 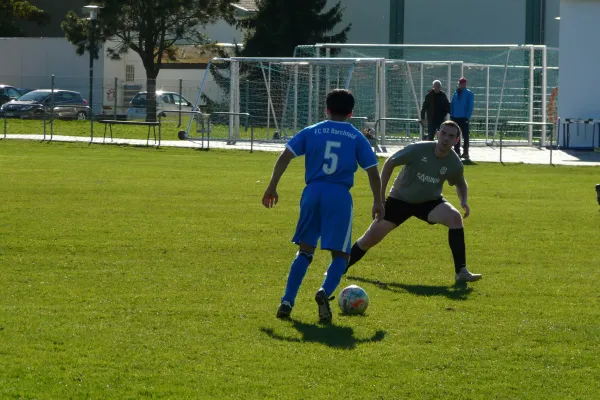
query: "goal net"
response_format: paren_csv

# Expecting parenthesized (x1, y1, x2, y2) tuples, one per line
(296, 44, 559, 146)
(185, 57, 386, 142)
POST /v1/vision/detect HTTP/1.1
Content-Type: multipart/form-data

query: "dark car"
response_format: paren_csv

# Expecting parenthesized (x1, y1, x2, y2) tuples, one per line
(0, 85, 23, 106)
(0, 89, 90, 120)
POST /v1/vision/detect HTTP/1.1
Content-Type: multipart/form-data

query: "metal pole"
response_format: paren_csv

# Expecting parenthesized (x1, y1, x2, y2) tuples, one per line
(420, 63, 424, 139)
(184, 60, 213, 136)
(260, 63, 279, 136)
(308, 64, 313, 125)
(293, 64, 298, 133)
(315, 48, 320, 122)
(245, 78, 249, 130)
(89, 18, 96, 141)
(541, 46, 548, 146)
(113, 77, 118, 120)
(550, 123, 553, 165)
(325, 48, 330, 119)
(3, 108, 7, 139)
(250, 120, 254, 154)
(178, 78, 183, 127)
(528, 47, 534, 145)
(50, 75, 55, 140)
(486, 65, 490, 142)
(446, 63, 451, 107)
(500, 123, 503, 164)
(266, 63, 271, 138)
(494, 49, 512, 143)
(420, 62, 424, 106)
(229, 61, 237, 141)
(377, 60, 387, 148)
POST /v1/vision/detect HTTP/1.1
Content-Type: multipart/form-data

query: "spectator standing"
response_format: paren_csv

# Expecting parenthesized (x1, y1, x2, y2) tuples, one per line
(419, 80, 450, 141)
(450, 77, 475, 159)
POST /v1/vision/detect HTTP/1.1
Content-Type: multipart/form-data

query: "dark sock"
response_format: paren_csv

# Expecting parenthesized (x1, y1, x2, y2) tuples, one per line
(448, 228, 466, 274)
(345, 242, 367, 273)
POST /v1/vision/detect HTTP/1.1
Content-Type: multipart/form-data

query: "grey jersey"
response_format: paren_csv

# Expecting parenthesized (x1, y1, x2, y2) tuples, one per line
(389, 142, 464, 203)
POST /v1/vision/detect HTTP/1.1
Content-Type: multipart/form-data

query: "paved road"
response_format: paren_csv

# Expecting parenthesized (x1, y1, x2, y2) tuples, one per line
(2, 134, 600, 167)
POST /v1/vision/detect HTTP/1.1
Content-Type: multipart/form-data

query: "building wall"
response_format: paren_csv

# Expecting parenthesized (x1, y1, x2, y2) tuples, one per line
(327, 0, 390, 44)
(404, 0, 526, 44)
(0, 37, 103, 99)
(558, 0, 600, 120)
(545, 0, 561, 47)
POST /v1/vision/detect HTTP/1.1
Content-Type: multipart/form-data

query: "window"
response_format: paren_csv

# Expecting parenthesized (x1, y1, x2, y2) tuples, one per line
(7, 88, 21, 99)
(126, 65, 135, 82)
(172, 94, 191, 106)
(161, 94, 175, 104)
(57, 92, 79, 104)
(131, 94, 147, 106)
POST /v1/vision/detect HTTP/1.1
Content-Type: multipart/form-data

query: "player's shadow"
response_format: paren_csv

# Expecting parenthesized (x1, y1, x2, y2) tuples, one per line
(260, 319, 386, 350)
(347, 276, 473, 301)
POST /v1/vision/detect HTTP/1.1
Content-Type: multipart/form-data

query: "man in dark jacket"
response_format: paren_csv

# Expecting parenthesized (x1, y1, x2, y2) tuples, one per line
(420, 80, 450, 141)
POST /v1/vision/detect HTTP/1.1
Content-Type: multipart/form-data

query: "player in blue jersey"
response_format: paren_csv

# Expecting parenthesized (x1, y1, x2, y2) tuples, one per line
(262, 89, 385, 324)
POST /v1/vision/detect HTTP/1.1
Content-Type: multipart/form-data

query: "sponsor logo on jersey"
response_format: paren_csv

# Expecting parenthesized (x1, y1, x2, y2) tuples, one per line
(440, 166, 447, 175)
(421, 157, 428, 163)
(417, 172, 440, 184)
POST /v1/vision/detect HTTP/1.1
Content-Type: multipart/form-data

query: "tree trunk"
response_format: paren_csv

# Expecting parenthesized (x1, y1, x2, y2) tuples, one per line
(145, 67, 159, 122)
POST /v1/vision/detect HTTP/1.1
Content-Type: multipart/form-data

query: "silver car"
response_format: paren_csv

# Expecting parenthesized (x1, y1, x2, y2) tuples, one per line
(126, 91, 194, 120)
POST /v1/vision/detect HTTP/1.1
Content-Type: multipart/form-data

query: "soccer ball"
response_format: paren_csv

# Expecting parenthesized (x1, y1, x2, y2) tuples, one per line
(338, 285, 369, 315)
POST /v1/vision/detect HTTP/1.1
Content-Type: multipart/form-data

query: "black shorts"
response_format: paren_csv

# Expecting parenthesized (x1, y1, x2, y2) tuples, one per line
(383, 196, 447, 226)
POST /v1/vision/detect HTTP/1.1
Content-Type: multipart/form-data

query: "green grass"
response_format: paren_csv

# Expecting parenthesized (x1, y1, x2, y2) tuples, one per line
(0, 140, 599, 399)
(1, 119, 277, 142)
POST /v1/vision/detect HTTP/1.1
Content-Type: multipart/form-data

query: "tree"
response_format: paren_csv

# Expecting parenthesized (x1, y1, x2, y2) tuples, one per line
(61, 0, 237, 121)
(238, 0, 351, 57)
(206, 0, 351, 133)
(0, 0, 49, 37)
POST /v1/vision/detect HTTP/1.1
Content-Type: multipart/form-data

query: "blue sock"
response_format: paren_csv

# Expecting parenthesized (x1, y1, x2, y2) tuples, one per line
(281, 252, 313, 307)
(321, 257, 348, 297)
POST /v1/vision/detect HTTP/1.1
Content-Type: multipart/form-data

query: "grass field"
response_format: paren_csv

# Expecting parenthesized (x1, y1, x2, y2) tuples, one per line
(0, 140, 599, 399)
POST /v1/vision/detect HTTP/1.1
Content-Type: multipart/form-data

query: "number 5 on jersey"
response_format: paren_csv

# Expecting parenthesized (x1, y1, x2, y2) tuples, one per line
(323, 141, 342, 175)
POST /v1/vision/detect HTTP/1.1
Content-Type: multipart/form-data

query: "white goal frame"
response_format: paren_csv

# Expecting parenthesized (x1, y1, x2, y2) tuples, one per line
(296, 43, 559, 147)
(186, 57, 388, 142)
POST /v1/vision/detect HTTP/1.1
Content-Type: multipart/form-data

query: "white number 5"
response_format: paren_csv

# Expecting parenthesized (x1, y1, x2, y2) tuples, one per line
(323, 141, 341, 175)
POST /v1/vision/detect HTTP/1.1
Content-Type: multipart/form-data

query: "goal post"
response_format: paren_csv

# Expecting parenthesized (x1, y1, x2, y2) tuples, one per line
(297, 43, 559, 147)
(185, 57, 387, 143)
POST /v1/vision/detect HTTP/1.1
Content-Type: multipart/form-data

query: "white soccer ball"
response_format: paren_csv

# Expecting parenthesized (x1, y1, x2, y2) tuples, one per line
(338, 285, 369, 315)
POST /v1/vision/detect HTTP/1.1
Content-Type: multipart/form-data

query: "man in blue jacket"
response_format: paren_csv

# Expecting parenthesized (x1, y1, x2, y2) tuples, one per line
(450, 77, 474, 159)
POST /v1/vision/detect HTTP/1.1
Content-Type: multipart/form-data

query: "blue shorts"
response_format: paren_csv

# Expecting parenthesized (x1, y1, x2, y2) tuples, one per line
(292, 182, 353, 253)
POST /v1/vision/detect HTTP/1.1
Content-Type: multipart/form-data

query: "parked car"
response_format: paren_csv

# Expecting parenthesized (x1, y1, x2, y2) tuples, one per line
(0, 85, 24, 106)
(0, 89, 90, 120)
(126, 91, 194, 120)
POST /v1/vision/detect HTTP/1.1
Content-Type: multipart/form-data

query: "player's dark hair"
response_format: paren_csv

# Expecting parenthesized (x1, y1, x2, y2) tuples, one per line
(326, 89, 355, 118)
(440, 120, 462, 136)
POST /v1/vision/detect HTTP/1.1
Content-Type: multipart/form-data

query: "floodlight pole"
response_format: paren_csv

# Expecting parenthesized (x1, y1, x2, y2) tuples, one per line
(85, 5, 101, 141)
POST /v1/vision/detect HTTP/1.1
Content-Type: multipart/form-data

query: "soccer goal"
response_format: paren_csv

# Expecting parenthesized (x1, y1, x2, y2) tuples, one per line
(296, 43, 559, 147)
(183, 57, 387, 143)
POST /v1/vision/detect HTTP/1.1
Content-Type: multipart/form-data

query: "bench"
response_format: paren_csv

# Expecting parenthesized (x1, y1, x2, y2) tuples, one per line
(98, 120, 161, 146)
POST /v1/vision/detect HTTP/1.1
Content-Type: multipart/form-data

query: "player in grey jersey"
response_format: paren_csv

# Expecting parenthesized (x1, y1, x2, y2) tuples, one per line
(345, 120, 482, 283)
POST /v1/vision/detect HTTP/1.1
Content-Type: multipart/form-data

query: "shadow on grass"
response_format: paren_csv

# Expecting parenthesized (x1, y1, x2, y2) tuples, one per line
(260, 319, 386, 350)
(347, 276, 473, 301)
(462, 159, 478, 166)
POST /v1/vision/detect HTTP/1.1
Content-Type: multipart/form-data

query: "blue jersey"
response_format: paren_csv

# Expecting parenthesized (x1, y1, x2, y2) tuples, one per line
(285, 121, 378, 188)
